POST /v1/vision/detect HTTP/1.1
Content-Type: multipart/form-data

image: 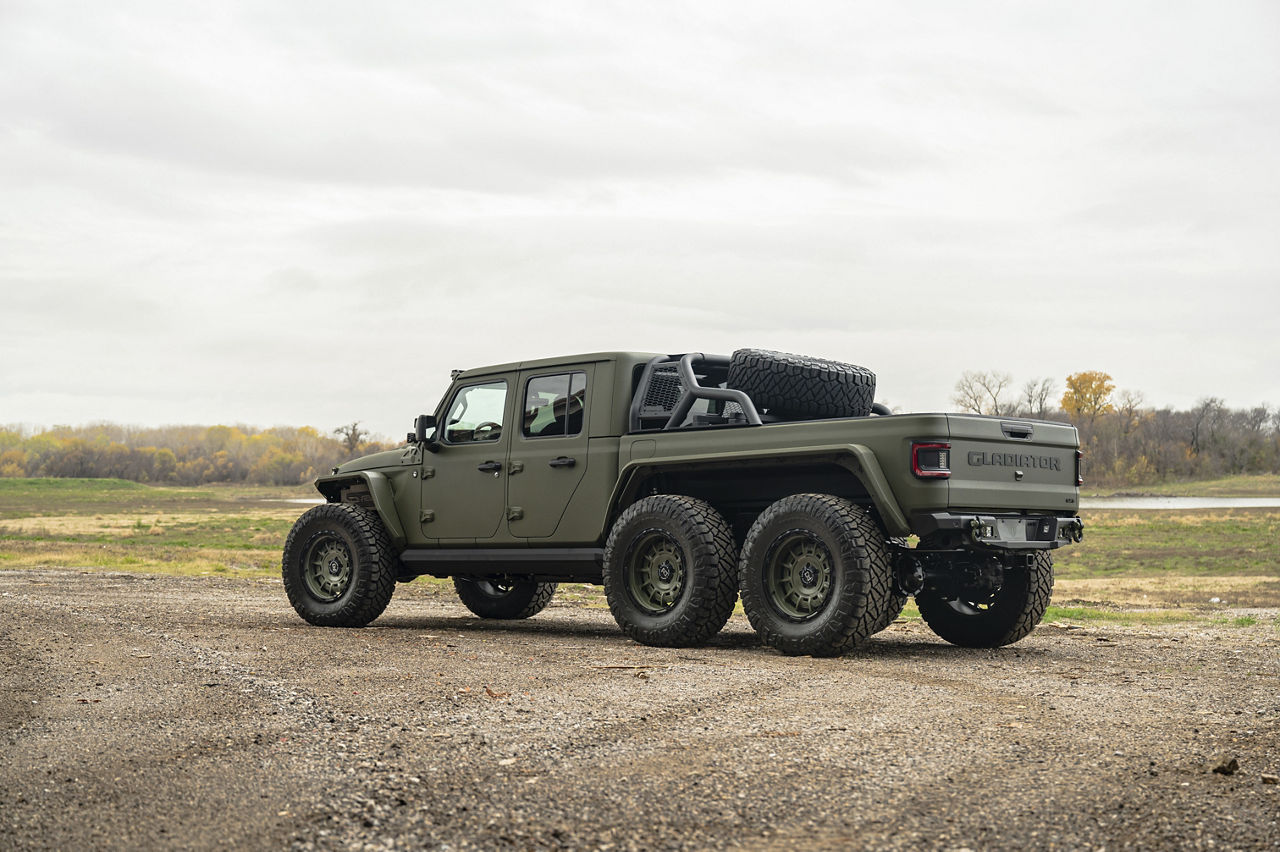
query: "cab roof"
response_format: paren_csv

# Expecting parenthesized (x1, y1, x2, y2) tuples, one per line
(452, 351, 667, 381)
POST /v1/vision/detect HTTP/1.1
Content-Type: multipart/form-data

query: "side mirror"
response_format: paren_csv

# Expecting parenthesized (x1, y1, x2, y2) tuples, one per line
(414, 415, 440, 453)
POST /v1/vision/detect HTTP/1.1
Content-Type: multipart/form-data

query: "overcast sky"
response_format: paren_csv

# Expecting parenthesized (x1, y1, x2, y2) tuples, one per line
(3, 1, 1278, 439)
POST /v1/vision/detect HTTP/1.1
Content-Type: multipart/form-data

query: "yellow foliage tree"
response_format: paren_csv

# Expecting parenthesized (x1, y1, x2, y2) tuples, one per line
(1061, 371, 1116, 425)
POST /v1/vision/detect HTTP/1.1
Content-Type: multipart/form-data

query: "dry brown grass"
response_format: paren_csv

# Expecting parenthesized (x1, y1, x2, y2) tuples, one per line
(1055, 575, 1280, 609)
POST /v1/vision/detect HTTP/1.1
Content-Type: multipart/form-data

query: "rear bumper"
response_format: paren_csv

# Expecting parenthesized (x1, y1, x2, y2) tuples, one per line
(914, 512, 1084, 550)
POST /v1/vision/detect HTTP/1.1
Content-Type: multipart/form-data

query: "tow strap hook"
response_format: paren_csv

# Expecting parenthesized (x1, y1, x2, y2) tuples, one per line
(968, 517, 995, 543)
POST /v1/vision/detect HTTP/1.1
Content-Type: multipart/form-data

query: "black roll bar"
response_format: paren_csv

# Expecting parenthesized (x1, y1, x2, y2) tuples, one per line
(629, 352, 764, 432)
(663, 353, 762, 429)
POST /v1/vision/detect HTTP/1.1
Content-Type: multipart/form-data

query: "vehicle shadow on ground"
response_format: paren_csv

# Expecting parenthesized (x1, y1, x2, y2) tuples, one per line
(854, 635, 1053, 661)
(368, 612, 764, 650)
(370, 612, 628, 643)
(350, 613, 1052, 661)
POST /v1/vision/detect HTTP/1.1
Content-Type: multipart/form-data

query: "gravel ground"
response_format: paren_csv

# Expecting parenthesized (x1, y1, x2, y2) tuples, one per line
(2, 569, 1278, 851)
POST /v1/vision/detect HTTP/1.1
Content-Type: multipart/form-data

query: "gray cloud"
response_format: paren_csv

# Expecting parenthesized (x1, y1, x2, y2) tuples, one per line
(2, 1, 1278, 437)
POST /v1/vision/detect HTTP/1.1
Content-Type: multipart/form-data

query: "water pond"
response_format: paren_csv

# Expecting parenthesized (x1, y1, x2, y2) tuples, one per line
(1080, 496, 1280, 510)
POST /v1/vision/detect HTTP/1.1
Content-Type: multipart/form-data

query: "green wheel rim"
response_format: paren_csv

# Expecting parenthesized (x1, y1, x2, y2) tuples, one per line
(303, 533, 354, 602)
(624, 529, 687, 615)
(764, 530, 834, 621)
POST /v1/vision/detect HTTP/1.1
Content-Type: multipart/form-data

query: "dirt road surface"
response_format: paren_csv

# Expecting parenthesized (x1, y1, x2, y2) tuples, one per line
(2, 569, 1278, 851)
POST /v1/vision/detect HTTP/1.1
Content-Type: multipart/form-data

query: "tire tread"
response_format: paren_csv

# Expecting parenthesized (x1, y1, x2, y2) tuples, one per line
(282, 503, 397, 628)
(739, 494, 894, 657)
(916, 552, 1054, 647)
(603, 495, 738, 647)
(727, 349, 877, 419)
(454, 577, 557, 619)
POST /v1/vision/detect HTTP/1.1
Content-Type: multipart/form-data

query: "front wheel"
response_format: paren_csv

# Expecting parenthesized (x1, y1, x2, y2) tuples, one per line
(282, 503, 397, 627)
(453, 576, 557, 619)
(916, 552, 1054, 647)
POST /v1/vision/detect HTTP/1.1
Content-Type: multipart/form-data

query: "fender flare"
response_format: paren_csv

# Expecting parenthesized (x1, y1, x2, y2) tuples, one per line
(313, 470, 407, 549)
(604, 444, 911, 537)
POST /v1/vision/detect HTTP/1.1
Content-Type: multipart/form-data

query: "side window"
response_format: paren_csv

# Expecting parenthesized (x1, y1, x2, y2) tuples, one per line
(443, 381, 507, 443)
(522, 372, 587, 438)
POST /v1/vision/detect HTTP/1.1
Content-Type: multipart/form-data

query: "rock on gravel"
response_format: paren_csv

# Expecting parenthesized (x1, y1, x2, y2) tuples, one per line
(1212, 756, 1240, 776)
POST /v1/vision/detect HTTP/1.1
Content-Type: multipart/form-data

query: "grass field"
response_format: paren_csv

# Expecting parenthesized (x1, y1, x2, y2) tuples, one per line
(1, 477, 1277, 629)
(0, 478, 315, 577)
(1088, 472, 1280, 498)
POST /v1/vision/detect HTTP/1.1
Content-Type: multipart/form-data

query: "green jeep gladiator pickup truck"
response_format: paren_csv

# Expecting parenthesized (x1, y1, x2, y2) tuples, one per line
(282, 350, 1083, 656)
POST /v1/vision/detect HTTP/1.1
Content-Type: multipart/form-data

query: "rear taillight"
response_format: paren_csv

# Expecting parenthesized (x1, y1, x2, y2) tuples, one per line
(912, 442, 951, 479)
(1075, 450, 1084, 487)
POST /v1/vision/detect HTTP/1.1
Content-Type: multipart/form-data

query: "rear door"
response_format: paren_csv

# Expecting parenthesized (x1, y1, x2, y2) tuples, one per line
(945, 415, 1080, 513)
(506, 366, 592, 538)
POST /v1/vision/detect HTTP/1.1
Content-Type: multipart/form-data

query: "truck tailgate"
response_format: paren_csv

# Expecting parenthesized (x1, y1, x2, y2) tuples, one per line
(946, 415, 1079, 513)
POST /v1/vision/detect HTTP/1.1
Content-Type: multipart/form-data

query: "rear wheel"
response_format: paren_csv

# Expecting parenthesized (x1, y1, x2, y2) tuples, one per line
(739, 494, 895, 657)
(916, 552, 1054, 647)
(453, 576, 556, 619)
(282, 503, 397, 627)
(602, 495, 738, 647)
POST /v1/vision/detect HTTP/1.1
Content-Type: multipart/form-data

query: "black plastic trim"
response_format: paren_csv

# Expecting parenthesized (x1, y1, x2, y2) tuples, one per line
(1001, 421, 1035, 440)
(399, 547, 604, 581)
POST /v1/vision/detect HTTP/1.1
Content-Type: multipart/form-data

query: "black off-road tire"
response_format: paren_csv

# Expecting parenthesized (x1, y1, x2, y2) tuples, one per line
(868, 537, 909, 635)
(453, 577, 557, 619)
(869, 590, 908, 636)
(727, 349, 877, 419)
(602, 495, 738, 647)
(739, 494, 895, 657)
(282, 503, 397, 627)
(916, 552, 1054, 648)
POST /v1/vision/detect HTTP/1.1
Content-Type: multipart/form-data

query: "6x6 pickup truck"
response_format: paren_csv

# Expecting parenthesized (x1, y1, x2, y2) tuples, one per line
(283, 349, 1083, 656)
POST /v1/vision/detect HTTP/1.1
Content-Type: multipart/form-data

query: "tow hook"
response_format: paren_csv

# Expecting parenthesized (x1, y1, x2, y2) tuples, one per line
(968, 517, 996, 544)
(1065, 518, 1084, 543)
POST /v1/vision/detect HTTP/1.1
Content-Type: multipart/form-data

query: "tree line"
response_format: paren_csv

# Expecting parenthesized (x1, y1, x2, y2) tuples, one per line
(0, 423, 394, 486)
(952, 370, 1280, 487)
(4, 374, 1278, 489)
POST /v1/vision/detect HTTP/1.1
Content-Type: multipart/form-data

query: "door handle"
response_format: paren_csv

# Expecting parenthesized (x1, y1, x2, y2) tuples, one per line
(548, 456, 576, 468)
(477, 461, 502, 473)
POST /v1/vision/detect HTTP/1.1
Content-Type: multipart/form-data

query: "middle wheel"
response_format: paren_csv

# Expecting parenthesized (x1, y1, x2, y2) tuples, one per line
(602, 495, 738, 647)
(739, 494, 895, 657)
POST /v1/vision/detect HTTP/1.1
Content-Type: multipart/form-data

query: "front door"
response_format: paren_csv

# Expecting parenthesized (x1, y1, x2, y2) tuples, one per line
(421, 376, 513, 542)
(507, 367, 591, 538)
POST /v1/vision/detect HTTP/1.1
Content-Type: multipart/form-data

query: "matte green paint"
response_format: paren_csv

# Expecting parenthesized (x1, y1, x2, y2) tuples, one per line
(310, 352, 1081, 556)
(608, 443, 912, 537)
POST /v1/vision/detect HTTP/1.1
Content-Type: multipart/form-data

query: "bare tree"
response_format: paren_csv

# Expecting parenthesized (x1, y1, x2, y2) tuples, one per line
(1243, 405, 1271, 435)
(1019, 378, 1056, 420)
(1115, 390, 1146, 435)
(952, 370, 1014, 416)
(1187, 398, 1224, 456)
(334, 421, 368, 455)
